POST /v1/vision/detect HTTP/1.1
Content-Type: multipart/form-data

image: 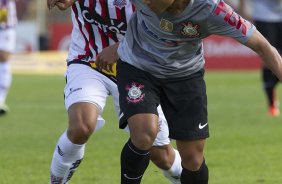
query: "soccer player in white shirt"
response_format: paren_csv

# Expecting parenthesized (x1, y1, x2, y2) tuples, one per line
(47, 0, 182, 183)
(0, 0, 17, 115)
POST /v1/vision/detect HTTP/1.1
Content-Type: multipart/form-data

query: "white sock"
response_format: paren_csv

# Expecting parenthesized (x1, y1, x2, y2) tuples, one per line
(163, 149, 182, 184)
(50, 131, 85, 184)
(0, 62, 12, 104)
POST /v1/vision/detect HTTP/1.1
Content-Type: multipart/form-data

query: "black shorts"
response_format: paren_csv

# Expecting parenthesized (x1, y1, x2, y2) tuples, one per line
(255, 21, 282, 52)
(255, 21, 282, 86)
(117, 60, 209, 140)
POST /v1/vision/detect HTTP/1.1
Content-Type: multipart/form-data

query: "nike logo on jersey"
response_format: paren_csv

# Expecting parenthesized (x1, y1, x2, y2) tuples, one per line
(140, 10, 152, 17)
(199, 122, 208, 129)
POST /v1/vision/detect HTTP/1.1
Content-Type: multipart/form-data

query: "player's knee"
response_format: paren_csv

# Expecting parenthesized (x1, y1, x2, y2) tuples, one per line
(130, 125, 158, 150)
(67, 119, 96, 144)
(182, 153, 203, 171)
(177, 139, 206, 171)
(131, 133, 156, 150)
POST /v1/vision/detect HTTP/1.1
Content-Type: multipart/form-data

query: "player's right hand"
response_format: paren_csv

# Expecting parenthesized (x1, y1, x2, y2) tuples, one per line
(96, 43, 120, 73)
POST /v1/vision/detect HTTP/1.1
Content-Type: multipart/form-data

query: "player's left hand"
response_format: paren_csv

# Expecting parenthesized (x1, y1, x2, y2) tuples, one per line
(96, 43, 120, 73)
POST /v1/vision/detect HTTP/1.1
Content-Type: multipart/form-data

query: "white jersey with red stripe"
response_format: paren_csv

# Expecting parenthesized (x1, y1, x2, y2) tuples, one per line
(0, 0, 17, 29)
(63, 0, 171, 148)
(67, 0, 135, 65)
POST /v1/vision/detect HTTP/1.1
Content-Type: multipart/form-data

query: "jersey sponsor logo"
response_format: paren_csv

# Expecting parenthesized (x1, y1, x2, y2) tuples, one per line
(198, 122, 208, 129)
(180, 21, 200, 37)
(141, 21, 183, 46)
(214, 0, 248, 36)
(82, 7, 127, 35)
(125, 82, 145, 103)
(113, 0, 127, 9)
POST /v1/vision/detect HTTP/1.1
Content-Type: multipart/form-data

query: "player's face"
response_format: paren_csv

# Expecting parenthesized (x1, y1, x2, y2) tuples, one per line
(143, 0, 175, 14)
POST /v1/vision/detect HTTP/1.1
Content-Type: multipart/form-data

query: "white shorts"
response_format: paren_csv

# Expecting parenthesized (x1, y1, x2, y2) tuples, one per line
(64, 64, 170, 146)
(0, 28, 16, 53)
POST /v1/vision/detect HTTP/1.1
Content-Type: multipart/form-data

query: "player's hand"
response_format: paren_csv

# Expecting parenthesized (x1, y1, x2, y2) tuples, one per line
(47, 0, 76, 11)
(96, 43, 120, 73)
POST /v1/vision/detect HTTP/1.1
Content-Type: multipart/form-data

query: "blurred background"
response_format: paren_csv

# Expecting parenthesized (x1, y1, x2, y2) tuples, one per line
(15, 0, 71, 52)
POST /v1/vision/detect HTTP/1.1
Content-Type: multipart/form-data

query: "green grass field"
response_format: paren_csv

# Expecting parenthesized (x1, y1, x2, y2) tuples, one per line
(0, 71, 281, 184)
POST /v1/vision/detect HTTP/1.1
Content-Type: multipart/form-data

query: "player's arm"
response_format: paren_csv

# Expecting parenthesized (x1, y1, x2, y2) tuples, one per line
(245, 30, 282, 81)
(96, 43, 120, 72)
(47, 0, 76, 11)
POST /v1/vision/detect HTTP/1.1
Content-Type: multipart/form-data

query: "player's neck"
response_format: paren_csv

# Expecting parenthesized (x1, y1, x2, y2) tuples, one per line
(166, 0, 191, 15)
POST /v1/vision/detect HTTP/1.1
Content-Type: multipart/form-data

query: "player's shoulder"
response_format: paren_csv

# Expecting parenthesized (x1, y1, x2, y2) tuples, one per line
(191, 0, 220, 13)
(187, 0, 219, 20)
(192, 0, 219, 7)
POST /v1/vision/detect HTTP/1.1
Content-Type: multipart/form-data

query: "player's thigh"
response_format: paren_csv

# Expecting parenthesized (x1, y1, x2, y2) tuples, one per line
(128, 113, 159, 149)
(176, 139, 206, 156)
(65, 64, 110, 131)
(116, 60, 160, 128)
(68, 102, 100, 132)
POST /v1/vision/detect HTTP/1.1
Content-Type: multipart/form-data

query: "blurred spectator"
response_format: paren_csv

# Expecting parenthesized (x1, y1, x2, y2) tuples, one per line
(15, 0, 30, 20)
(0, 0, 17, 115)
(239, 0, 282, 116)
(13, 0, 71, 51)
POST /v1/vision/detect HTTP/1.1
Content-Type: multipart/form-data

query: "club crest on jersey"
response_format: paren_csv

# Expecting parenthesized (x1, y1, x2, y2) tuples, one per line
(125, 82, 145, 103)
(181, 21, 200, 37)
(113, 0, 127, 9)
(160, 18, 173, 32)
